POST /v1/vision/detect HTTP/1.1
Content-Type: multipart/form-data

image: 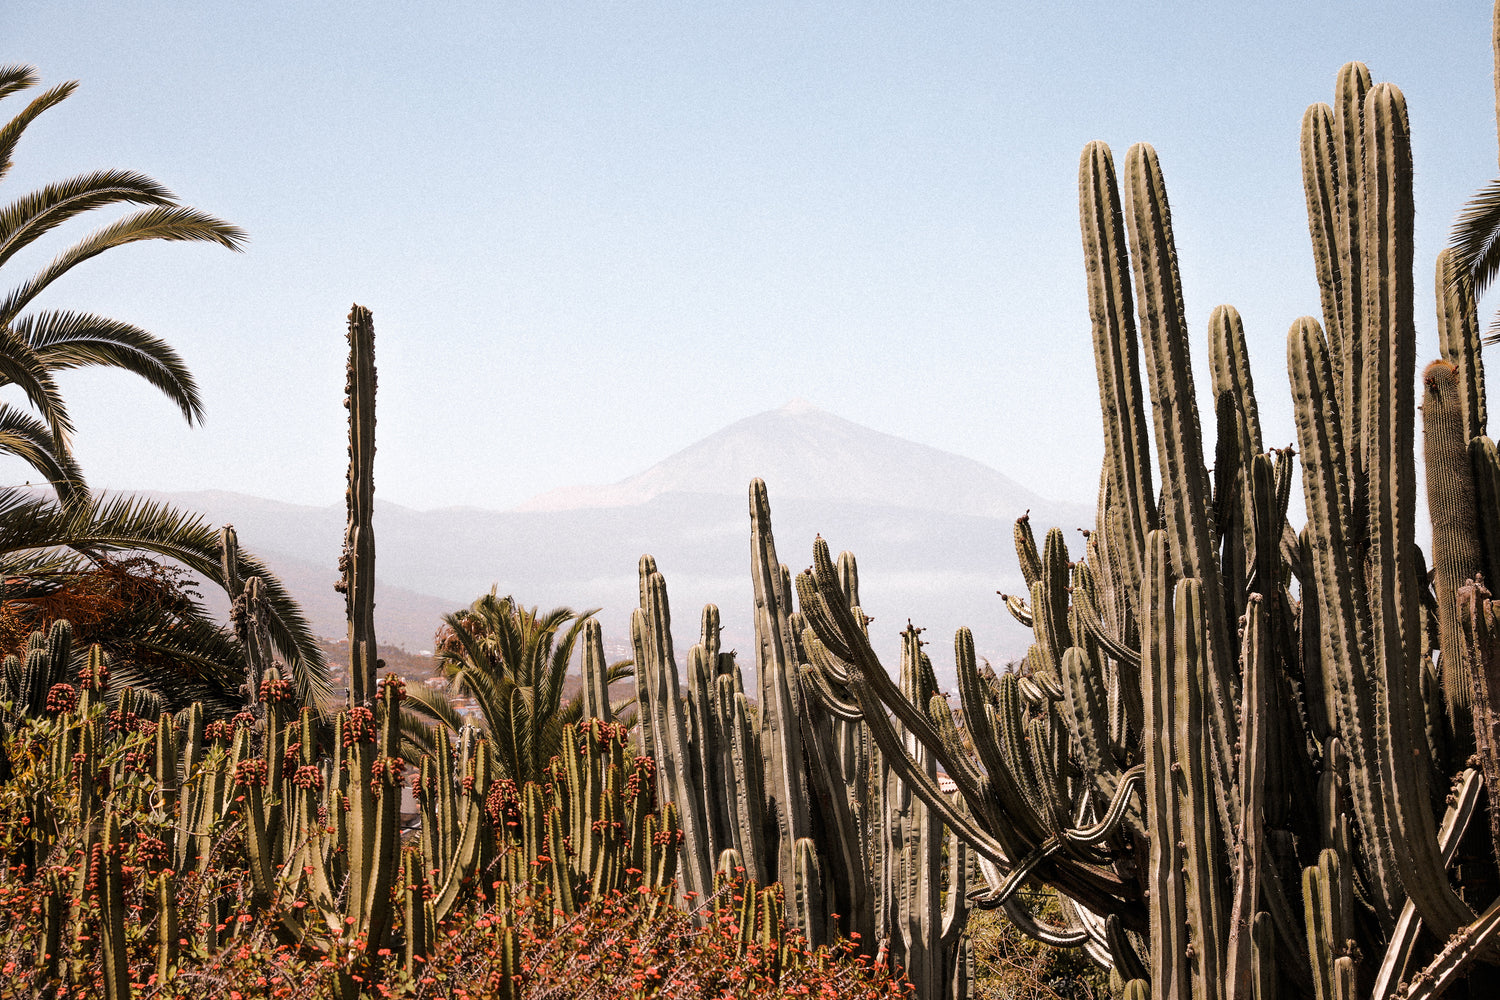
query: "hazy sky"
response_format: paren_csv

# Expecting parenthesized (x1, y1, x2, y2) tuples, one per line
(5, 3, 1496, 513)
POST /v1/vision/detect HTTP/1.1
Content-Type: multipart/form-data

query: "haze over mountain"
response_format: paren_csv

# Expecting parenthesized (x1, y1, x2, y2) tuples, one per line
(518, 399, 1063, 521)
(156, 401, 1092, 685)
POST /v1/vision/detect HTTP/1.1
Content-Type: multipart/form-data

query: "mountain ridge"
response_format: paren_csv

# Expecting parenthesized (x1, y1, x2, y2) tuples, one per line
(512, 400, 1064, 521)
(129, 401, 1091, 676)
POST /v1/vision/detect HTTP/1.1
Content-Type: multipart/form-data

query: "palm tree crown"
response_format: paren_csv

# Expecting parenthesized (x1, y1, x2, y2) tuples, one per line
(406, 591, 632, 784)
(0, 64, 245, 502)
(0, 67, 325, 712)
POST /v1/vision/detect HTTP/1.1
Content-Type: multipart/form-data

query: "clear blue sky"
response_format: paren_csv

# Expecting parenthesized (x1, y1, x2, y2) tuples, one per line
(5, 2, 1495, 511)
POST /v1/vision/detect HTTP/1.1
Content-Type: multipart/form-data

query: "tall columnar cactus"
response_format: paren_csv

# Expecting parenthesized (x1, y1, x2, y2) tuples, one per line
(750, 480, 815, 895)
(791, 60, 1500, 999)
(580, 617, 614, 723)
(631, 565, 715, 909)
(340, 304, 379, 709)
(1423, 357, 1484, 721)
(622, 480, 968, 996)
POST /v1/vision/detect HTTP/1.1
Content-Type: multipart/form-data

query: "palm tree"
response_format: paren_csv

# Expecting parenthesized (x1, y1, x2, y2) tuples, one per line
(404, 591, 632, 784)
(0, 64, 245, 501)
(0, 68, 326, 710)
(0, 488, 331, 713)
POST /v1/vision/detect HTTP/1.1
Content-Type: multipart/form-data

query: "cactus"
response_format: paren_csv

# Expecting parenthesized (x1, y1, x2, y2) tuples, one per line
(580, 617, 614, 723)
(340, 304, 378, 709)
(623, 481, 968, 994)
(787, 58, 1500, 1000)
(631, 566, 715, 909)
(97, 811, 130, 1000)
(1422, 358, 1485, 721)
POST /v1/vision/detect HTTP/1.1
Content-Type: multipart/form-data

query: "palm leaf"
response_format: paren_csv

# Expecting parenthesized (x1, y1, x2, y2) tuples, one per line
(536, 696, 584, 772)
(1452, 176, 1500, 293)
(0, 544, 94, 595)
(0, 78, 74, 184)
(395, 712, 443, 769)
(451, 663, 509, 744)
(404, 679, 473, 736)
(105, 621, 247, 719)
(0, 65, 39, 106)
(10, 310, 202, 424)
(0, 404, 85, 506)
(1, 205, 247, 325)
(399, 681, 474, 767)
(0, 326, 73, 448)
(0, 169, 177, 271)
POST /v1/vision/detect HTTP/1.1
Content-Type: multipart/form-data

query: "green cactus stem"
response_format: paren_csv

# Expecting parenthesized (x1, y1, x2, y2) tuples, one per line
(1423, 358, 1485, 721)
(340, 304, 378, 709)
(98, 812, 130, 1000)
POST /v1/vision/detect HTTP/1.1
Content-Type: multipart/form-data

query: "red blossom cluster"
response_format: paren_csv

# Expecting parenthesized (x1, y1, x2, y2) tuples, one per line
(292, 764, 323, 790)
(378, 673, 406, 702)
(259, 675, 294, 704)
(234, 757, 269, 788)
(484, 778, 521, 830)
(44, 682, 76, 714)
(369, 755, 405, 795)
(106, 707, 138, 735)
(343, 706, 376, 745)
(77, 658, 108, 692)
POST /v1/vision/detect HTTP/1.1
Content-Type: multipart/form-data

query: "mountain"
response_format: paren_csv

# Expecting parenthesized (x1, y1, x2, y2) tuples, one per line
(142, 401, 1092, 684)
(517, 399, 1058, 521)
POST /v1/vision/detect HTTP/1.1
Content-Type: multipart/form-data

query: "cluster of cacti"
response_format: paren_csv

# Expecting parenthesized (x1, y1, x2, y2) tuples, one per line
(772, 61, 1500, 1000)
(28, 46, 1500, 998)
(0, 305, 714, 998)
(0, 650, 697, 995)
(485, 718, 683, 918)
(624, 479, 974, 1000)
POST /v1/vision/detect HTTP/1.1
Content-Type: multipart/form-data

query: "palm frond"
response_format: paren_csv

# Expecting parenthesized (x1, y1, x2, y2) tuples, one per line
(0, 488, 329, 708)
(450, 664, 511, 747)
(0, 79, 75, 184)
(0, 65, 39, 105)
(11, 311, 202, 424)
(224, 547, 331, 708)
(537, 696, 584, 771)
(0, 403, 85, 506)
(0, 169, 177, 271)
(1, 206, 247, 325)
(540, 611, 595, 716)
(440, 615, 498, 694)
(0, 487, 217, 565)
(428, 592, 606, 782)
(0, 326, 73, 448)
(395, 711, 445, 769)
(480, 680, 529, 783)
(1451, 175, 1500, 298)
(0, 545, 93, 596)
(109, 659, 241, 719)
(404, 680, 476, 737)
(105, 617, 247, 718)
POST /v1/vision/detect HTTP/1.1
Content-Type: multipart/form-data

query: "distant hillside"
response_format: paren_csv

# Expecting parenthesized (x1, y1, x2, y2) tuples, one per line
(517, 399, 1065, 521)
(141, 400, 1091, 685)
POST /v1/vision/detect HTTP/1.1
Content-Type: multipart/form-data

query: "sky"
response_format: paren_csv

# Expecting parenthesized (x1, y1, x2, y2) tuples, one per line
(3, 2, 1497, 514)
